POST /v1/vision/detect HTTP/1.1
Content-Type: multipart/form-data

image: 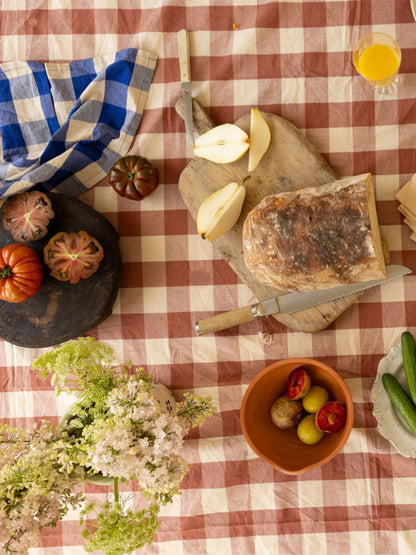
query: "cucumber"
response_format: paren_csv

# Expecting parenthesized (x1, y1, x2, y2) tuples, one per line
(382, 373, 416, 435)
(401, 331, 416, 404)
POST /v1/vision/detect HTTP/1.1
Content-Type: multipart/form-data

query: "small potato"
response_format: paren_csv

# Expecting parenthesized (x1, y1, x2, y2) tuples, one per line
(271, 395, 303, 430)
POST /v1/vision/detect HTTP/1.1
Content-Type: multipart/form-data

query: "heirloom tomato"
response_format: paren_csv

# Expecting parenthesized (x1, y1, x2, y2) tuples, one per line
(108, 155, 159, 201)
(2, 191, 55, 242)
(44, 231, 104, 284)
(0, 243, 43, 303)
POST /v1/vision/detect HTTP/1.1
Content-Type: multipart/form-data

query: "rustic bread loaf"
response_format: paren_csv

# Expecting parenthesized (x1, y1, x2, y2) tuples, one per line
(242, 173, 387, 292)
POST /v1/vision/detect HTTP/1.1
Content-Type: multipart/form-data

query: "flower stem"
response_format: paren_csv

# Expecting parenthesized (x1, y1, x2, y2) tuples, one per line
(113, 477, 119, 503)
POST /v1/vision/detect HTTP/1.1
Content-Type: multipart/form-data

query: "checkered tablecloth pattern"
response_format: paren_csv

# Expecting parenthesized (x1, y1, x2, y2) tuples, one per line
(0, 47, 156, 198)
(1, 1, 416, 554)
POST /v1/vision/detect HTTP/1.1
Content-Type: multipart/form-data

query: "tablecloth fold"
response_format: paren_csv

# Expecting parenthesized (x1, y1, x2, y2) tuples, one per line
(0, 48, 157, 198)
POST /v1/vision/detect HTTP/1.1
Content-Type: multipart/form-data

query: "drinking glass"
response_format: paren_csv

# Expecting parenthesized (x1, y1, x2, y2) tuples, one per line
(353, 32, 401, 94)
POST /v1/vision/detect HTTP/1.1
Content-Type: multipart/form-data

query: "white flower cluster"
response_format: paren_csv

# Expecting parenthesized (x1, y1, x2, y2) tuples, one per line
(82, 377, 190, 500)
(0, 422, 84, 555)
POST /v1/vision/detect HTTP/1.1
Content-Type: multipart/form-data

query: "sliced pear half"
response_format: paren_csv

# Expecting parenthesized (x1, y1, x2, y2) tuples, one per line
(193, 124, 250, 164)
(197, 179, 247, 241)
(248, 108, 271, 172)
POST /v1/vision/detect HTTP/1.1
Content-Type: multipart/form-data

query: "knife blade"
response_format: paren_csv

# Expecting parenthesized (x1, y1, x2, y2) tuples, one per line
(195, 264, 412, 335)
(177, 29, 194, 147)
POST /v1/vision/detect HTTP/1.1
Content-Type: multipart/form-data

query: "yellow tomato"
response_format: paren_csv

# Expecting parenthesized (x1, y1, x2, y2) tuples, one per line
(302, 385, 329, 414)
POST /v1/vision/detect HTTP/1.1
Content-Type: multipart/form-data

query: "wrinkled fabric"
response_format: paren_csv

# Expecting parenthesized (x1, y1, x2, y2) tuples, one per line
(0, 48, 157, 198)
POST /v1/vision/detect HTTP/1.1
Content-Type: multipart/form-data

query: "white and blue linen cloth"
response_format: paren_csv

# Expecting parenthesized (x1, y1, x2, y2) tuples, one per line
(0, 48, 157, 199)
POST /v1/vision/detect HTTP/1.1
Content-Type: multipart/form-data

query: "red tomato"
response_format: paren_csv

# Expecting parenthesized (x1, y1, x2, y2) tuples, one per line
(0, 243, 43, 303)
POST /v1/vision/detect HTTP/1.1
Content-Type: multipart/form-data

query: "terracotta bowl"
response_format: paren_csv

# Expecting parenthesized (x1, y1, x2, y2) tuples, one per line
(240, 358, 354, 474)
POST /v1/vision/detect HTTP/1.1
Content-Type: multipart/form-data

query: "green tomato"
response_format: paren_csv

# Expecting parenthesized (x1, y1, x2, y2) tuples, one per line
(302, 385, 329, 414)
(297, 414, 324, 445)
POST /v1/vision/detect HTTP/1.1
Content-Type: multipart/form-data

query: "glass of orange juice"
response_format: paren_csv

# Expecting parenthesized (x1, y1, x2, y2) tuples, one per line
(353, 32, 401, 94)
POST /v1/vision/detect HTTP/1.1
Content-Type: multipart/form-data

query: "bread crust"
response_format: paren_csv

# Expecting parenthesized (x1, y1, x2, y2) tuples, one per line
(242, 174, 387, 292)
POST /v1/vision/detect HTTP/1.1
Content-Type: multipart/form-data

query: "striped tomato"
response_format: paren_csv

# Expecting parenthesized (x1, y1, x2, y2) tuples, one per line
(2, 191, 55, 242)
(43, 231, 104, 285)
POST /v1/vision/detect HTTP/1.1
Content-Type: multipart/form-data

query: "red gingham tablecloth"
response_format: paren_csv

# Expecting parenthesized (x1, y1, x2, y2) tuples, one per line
(2, 1, 416, 554)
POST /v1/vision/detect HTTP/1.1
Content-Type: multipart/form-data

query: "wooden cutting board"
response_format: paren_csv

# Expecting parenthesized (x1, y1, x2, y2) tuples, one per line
(0, 192, 121, 347)
(177, 99, 363, 333)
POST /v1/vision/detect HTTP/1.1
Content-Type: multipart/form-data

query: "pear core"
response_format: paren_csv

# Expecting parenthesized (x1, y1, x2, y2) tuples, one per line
(193, 124, 250, 164)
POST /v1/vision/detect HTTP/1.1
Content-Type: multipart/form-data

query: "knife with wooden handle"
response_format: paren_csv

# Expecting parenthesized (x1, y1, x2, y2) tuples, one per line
(195, 264, 412, 335)
(177, 29, 194, 146)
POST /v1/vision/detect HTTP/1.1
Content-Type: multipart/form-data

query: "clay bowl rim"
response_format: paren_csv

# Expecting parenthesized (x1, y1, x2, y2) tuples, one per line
(240, 357, 354, 475)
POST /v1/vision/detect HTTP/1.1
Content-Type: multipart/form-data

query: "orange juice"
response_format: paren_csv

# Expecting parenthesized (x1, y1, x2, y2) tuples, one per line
(357, 43, 400, 81)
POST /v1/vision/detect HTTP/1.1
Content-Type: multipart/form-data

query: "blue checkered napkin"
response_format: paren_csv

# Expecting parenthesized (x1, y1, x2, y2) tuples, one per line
(0, 48, 157, 198)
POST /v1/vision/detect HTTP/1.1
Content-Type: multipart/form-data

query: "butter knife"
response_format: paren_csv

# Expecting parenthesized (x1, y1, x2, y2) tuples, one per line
(195, 264, 412, 335)
(177, 29, 194, 146)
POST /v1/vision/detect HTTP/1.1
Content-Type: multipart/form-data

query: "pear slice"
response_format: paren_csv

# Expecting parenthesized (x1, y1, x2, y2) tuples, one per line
(248, 108, 271, 172)
(193, 124, 250, 164)
(197, 180, 247, 240)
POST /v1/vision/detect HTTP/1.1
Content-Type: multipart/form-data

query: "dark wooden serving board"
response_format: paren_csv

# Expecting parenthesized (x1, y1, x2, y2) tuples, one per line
(177, 99, 365, 333)
(0, 193, 121, 348)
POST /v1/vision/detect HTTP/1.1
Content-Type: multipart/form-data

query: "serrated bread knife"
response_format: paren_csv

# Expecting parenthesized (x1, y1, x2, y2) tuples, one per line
(177, 29, 194, 146)
(195, 264, 412, 335)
